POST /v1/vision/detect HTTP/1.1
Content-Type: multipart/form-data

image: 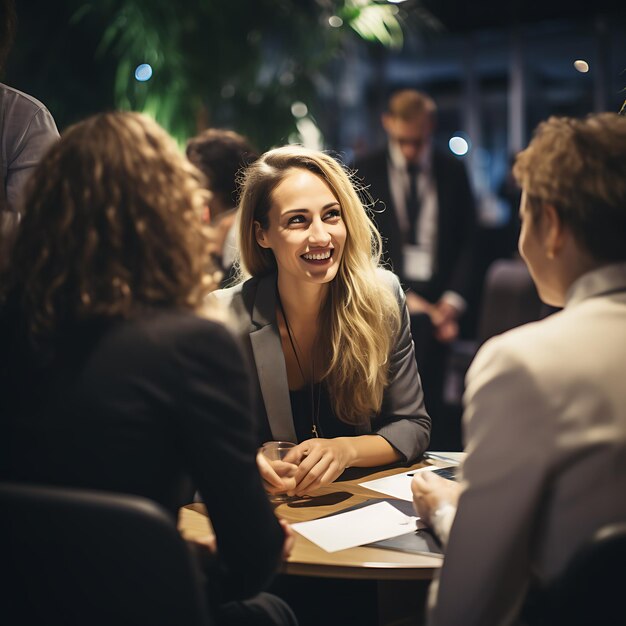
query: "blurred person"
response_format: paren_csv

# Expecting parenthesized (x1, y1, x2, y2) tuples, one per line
(213, 146, 431, 498)
(354, 89, 477, 435)
(186, 128, 258, 286)
(411, 112, 626, 626)
(354, 89, 477, 340)
(0, 111, 296, 626)
(0, 0, 59, 267)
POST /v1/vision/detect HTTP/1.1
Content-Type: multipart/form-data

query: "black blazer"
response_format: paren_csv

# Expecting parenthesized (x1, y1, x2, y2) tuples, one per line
(353, 147, 477, 302)
(0, 305, 283, 600)
(214, 270, 431, 462)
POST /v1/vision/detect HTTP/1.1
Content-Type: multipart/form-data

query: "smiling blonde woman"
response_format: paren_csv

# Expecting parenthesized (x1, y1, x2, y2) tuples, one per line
(214, 146, 431, 496)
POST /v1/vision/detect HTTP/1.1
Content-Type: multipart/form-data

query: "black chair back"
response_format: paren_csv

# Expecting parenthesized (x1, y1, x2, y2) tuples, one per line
(525, 522, 626, 626)
(477, 258, 543, 344)
(0, 482, 213, 626)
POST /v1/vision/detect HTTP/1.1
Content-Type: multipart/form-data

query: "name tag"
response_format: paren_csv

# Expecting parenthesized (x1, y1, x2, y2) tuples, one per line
(403, 245, 433, 282)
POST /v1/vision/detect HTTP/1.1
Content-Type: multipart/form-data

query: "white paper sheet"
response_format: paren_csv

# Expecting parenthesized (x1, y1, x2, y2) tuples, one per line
(291, 501, 418, 553)
(358, 465, 454, 502)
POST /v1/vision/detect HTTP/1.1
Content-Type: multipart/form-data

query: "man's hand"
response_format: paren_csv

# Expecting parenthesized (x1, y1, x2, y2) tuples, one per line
(405, 290, 434, 316)
(411, 470, 461, 526)
(284, 438, 356, 496)
(256, 450, 298, 496)
(431, 300, 461, 343)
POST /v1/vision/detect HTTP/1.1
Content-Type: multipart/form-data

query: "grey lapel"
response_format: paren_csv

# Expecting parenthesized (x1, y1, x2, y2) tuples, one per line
(249, 274, 297, 442)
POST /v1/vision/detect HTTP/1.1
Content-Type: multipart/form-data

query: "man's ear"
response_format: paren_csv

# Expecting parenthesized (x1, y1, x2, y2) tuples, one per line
(543, 204, 565, 258)
(254, 221, 271, 249)
(381, 113, 394, 134)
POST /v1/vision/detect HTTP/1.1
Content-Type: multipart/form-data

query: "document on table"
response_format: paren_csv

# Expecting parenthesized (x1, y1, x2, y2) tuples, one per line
(291, 501, 418, 553)
(358, 465, 454, 502)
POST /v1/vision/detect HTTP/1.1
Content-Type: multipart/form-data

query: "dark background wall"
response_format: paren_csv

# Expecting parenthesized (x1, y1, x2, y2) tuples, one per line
(5, 0, 625, 259)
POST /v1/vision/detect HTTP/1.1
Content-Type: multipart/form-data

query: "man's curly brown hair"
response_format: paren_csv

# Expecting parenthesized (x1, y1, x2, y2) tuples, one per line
(3, 111, 216, 338)
(513, 112, 626, 262)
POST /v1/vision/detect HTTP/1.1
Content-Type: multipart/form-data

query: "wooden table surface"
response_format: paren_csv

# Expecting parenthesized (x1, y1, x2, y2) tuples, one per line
(179, 453, 463, 581)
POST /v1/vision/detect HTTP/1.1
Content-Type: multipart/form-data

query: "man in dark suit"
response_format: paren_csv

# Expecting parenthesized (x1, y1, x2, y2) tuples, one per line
(354, 90, 477, 437)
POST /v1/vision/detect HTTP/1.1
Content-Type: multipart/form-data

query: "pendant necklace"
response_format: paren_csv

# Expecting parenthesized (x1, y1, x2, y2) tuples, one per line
(277, 293, 321, 438)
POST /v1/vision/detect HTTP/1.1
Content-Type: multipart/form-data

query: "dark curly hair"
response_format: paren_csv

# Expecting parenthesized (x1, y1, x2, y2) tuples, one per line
(2, 111, 216, 339)
(186, 128, 258, 214)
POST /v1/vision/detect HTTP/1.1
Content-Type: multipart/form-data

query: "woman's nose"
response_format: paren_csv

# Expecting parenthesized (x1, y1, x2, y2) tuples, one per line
(308, 218, 331, 244)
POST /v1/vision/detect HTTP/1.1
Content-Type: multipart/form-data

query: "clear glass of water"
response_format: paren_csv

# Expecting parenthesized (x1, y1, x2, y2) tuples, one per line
(261, 441, 297, 503)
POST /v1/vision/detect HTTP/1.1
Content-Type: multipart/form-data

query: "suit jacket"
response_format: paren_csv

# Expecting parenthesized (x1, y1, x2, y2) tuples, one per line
(428, 263, 626, 626)
(213, 269, 431, 462)
(0, 83, 59, 213)
(353, 147, 477, 302)
(0, 306, 283, 600)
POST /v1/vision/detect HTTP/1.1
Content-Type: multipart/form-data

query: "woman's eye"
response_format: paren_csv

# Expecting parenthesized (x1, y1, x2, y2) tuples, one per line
(324, 209, 341, 220)
(287, 215, 306, 225)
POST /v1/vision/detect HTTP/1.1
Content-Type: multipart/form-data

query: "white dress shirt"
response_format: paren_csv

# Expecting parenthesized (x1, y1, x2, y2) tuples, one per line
(387, 139, 466, 312)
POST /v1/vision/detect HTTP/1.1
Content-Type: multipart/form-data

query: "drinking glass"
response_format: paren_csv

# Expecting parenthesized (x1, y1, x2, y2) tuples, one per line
(261, 441, 297, 503)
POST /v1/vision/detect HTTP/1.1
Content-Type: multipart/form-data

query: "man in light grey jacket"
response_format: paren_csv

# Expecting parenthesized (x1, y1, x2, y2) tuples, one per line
(412, 112, 626, 625)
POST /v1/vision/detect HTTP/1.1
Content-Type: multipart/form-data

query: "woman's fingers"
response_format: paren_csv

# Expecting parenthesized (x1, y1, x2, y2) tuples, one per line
(256, 451, 282, 487)
(283, 444, 306, 465)
(296, 460, 342, 495)
(256, 451, 297, 493)
(293, 453, 336, 495)
(279, 518, 295, 560)
(293, 445, 323, 484)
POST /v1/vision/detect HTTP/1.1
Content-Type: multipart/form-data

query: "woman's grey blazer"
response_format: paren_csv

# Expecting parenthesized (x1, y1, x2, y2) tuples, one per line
(213, 269, 431, 462)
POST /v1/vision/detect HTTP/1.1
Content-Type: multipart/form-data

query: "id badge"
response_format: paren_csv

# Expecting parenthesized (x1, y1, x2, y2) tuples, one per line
(403, 245, 433, 282)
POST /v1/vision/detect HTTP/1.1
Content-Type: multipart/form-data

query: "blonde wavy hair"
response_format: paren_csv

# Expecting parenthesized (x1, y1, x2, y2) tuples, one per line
(237, 146, 401, 425)
(513, 112, 626, 262)
(3, 111, 217, 339)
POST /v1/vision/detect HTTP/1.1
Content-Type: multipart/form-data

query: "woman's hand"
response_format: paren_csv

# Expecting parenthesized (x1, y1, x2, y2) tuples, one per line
(278, 518, 295, 560)
(256, 450, 298, 495)
(411, 471, 461, 526)
(191, 533, 217, 555)
(284, 437, 356, 496)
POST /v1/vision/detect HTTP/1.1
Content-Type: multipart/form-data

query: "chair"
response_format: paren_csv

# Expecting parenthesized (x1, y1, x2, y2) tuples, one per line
(442, 258, 544, 411)
(525, 522, 626, 626)
(0, 482, 213, 626)
(476, 257, 544, 344)
(549, 522, 626, 626)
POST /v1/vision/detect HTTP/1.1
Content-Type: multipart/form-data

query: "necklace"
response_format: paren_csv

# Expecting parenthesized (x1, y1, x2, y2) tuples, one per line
(277, 292, 321, 438)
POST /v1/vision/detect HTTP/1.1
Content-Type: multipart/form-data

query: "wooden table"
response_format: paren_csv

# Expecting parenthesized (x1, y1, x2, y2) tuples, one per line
(179, 453, 463, 626)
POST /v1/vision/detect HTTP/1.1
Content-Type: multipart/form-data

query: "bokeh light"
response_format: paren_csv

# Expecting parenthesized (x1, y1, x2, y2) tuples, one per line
(291, 101, 308, 118)
(574, 59, 590, 73)
(134, 63, 153, 82)
(449, 135, 470, 156)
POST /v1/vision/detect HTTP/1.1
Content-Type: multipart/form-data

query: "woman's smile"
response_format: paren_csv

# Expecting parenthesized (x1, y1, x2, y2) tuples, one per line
(301, 247, 334, 264)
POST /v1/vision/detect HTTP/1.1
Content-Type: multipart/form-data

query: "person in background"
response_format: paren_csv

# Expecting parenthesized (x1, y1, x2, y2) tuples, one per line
(0, 111, 296, 626)
(411, 112, 626, 626)
(213, 146, 430, 498)
(353, 89, 477, 437)
(0, 0, 59, 267)
(186, 128, 259, 286)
